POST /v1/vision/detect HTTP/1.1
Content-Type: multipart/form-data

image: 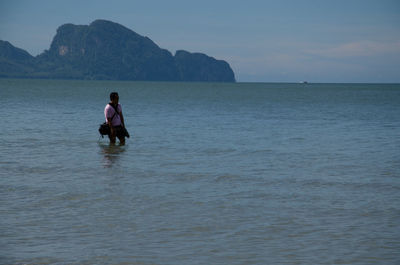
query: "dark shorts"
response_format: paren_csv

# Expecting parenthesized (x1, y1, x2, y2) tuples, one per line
(112, 125, 126, 138)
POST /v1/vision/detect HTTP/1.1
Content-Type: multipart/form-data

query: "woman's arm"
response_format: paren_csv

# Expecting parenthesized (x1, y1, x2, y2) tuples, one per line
(120, 111, 125, 127)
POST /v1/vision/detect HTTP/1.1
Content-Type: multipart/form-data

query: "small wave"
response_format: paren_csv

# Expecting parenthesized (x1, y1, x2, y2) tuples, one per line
(215, 174, 241, 182)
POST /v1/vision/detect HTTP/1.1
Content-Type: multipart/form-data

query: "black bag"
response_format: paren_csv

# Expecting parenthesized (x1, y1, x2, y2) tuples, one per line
(98, 122, 110, 137)
(123, 127, 130, 138)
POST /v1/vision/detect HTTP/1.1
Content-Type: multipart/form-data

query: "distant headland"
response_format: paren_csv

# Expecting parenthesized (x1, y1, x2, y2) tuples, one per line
(0, 19, 235, 82)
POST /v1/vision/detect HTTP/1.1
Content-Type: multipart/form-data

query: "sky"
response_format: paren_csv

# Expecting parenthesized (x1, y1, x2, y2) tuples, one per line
(0, 0, 399, 83)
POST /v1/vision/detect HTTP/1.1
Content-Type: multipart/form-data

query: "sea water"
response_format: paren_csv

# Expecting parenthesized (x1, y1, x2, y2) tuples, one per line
(1, 79, 399, 264)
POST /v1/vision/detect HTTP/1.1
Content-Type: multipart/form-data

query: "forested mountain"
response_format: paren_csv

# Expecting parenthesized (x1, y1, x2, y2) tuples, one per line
(0, 20, 235, 82)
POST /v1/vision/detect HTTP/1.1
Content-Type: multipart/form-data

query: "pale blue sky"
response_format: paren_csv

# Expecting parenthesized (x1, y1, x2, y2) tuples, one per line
(1, 0, 399, 82)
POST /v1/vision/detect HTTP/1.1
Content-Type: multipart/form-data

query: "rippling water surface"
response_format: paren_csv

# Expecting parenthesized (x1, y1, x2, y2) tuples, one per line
(1, 79, 400, 264)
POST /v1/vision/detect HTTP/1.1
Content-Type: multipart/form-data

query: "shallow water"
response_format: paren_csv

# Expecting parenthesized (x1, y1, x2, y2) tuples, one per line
(1, 79, 400, 264)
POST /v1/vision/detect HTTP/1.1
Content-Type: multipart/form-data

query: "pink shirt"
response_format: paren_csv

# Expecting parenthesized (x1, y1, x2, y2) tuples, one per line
(104, 103, 122, 127)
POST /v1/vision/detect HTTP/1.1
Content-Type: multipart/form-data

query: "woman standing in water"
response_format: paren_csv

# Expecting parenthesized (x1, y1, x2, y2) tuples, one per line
(104, 92, 127, 145)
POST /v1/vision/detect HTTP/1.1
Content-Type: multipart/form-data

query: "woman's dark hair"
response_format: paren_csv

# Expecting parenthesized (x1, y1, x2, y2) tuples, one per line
(110, 92, 119, 100)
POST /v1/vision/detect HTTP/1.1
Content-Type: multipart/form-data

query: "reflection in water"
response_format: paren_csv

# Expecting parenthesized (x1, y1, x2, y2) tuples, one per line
(99, 142, 126, 168)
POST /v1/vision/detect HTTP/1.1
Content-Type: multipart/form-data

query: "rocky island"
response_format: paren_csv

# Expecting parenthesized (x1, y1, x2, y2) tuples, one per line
(0, 20, 235, 82)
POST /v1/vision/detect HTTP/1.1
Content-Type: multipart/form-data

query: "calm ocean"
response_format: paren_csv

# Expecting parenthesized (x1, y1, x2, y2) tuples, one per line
(1, 79, 399, 264)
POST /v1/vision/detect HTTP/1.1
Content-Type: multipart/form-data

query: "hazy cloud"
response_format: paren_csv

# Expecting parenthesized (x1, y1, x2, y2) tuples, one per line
(305, 40, 400, 58)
